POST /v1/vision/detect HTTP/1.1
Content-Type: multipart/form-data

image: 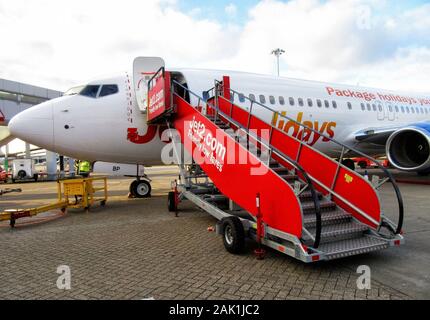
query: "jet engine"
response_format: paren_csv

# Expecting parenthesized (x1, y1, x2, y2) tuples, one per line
(386, 124, 430, 173)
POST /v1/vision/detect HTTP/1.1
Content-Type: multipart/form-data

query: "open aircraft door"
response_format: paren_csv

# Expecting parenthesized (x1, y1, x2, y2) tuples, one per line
(133, 57, 165, 113)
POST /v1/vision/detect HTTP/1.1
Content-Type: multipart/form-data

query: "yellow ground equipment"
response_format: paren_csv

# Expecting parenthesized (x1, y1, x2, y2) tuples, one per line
(0, 176, 108, 227)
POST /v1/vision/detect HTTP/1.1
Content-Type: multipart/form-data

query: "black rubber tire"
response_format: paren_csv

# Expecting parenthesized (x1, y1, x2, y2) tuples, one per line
(33, 174, 38, 182)
(131, 180, 151, 198)
(358, 161, 367, 169)
(221, 217, 245, 254)
(129, 180, 138, 197)
(167, 191, 177, 212)
(342, 159, 356, 171)
(18, 170, 26, 179)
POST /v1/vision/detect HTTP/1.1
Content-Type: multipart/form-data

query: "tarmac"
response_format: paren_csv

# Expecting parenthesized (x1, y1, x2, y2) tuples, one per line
(0, 166, 428, 300)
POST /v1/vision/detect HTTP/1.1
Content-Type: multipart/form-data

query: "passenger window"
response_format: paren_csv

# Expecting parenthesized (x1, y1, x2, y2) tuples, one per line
(347, 102, 352, 110)
(249, 94, 256, 101)
(421, 108, 425, 114)
(307, 98, 313, 107)
(361, 103, 365, 111)
(411, 107, 415, 114)
(279, 96, 285, 105)
(80, 85, 100, 98)
(317, 99, 322, 108)
(416, 107, 420, 114)
(298, 98, 304, 107)
(332, 101, 337, 109)
(401, 106, 405, 113)
(406, 107, 410, 113)
(372, 104, 377, 111)
(99, 85, 119, 97)
(289, 97, 295, 106)
(269, 96, 275, 105)
(239, 93, 245, 103)
(259, 95, 266, 104)
(395, 106, 399, 113)
(324, 100, 330, 108)
(367, 103, 371, 111)
(378, 104, 382, 112)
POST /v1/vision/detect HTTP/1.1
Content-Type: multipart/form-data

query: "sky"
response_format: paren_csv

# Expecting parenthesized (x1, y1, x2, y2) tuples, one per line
(0, 0, 430, 93)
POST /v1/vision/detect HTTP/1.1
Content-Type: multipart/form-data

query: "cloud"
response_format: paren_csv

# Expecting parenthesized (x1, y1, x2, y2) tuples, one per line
(0, 0, 428, 94)
(211, 0, 430, 92)
(225, 3, 237, 17)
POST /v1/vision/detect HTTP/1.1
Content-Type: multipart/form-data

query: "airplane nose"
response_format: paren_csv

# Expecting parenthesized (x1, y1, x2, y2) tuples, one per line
(8, 101, 54, 150)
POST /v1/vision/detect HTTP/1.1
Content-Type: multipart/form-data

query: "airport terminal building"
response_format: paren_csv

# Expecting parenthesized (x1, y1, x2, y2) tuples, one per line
(0, 78, 64, 179)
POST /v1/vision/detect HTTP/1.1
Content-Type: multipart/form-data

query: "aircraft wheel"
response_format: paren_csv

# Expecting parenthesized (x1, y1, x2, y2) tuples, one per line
(342, 159, 355, 171)
(130, 180, 151, 198)
(221, 217, 245, 254)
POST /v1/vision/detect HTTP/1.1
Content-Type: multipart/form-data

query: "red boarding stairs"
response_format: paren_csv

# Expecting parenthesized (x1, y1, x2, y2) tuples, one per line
(147, 68, 404, 262)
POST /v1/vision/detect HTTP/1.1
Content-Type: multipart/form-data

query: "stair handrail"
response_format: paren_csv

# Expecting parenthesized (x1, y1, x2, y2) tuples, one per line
(213, 80, 403, 236)
(172, 80, 322, 249)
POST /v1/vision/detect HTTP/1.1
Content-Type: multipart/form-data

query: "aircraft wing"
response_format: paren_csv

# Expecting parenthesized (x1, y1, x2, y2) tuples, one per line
(0, 126, 14, 147)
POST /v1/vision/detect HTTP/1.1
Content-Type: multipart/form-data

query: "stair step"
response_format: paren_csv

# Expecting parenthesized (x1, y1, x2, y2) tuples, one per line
(303, 209, 351, 228)
(305, 221, 369, 243)
(298, 190, 323, 201)
(280, 174, 298, 181)
(301, 200, 337, 213)
(202, 194, 228, 203)
(271, 167, 290, 175)
(316, 236, 389, 260)
(189, 188, 216, 195)
(269, 160, 280, 168)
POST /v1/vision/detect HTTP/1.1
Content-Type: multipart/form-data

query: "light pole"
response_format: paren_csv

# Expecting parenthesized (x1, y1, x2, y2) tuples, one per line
(271, 48, 285, 76)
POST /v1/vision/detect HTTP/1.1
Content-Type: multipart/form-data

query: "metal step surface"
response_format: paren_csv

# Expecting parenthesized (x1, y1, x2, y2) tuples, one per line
(269, 160, 280, 168)
(202, 194, 228, 203)
(301, 199, 337, 213)
(303, 209, 352, 228)
(271, 167, 291, 175)
(280, 174, 298, 181)
(305, 221, 369, 243)
(317, 236, 389, 260)
(298, 190, 323, 201)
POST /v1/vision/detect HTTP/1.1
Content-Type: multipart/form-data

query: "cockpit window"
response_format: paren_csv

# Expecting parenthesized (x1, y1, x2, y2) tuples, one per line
(99, 85, 119, 97)
(79, 85, 100, 98)
(64, 85, 84, 96)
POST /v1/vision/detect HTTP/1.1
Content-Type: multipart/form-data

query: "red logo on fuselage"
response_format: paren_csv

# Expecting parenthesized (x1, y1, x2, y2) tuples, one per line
(127, 125, 169, 144)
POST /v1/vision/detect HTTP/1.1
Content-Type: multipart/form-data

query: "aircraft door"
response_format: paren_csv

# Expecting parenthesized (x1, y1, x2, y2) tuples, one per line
(133, 57, 165, 113)
(386, 104, 396, 121)
(376, 101, 385, 121)
(376, 101, 395, 121)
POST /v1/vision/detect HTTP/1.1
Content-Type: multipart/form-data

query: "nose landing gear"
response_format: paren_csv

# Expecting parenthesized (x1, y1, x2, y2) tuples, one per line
(129, 179, 152, 198)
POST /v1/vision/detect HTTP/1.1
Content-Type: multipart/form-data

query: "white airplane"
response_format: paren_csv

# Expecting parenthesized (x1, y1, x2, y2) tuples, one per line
(7, 57, 430, 197)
